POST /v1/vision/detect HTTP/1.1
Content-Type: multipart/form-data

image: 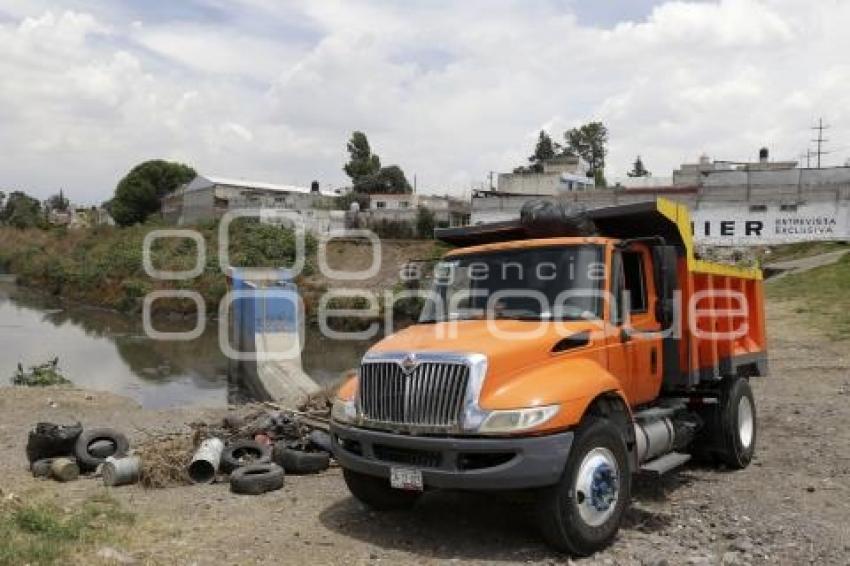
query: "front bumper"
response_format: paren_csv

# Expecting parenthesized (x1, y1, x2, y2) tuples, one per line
(331, 422, 574, 490)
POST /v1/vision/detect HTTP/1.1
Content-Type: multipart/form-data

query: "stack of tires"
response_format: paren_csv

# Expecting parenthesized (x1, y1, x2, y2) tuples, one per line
(27, 422, 129, 481)
(222, 430, 332, 495)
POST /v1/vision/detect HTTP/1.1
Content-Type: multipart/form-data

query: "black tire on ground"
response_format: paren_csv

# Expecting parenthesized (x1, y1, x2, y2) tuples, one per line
(690, 377, 757, 469)
(536, 416, 631, 557)
(713, 377, 757, 469)
(31, 458, 58, 478)
(229, 463, 285, 495)
(307, 430, 333, 454)
(272, 443, 330, 474)
(221, 440, 272, 474)
(26, 422, 83, 463)
(342, 468, 421, 511)
(74, 428, 130, 471)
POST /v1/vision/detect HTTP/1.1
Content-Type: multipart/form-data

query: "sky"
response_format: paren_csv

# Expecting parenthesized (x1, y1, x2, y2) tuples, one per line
(1, 0, 849, 204)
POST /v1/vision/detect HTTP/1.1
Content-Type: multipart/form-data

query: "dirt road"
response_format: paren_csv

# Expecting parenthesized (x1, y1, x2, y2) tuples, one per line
(1, 300, 849, 565)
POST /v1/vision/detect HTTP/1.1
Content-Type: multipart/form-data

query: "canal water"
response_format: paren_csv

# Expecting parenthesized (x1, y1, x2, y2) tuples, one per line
(0, 281, 376, 409)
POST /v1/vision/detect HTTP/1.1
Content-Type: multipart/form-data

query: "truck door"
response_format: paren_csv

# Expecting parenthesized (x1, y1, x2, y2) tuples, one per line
(620, 247, 663, 404)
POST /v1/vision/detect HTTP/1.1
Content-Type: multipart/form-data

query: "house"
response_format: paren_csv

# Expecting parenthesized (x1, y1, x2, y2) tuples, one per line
(163, 175, 344, 229)
(493, 155, 595, 196)
(366, 193, 470, 228)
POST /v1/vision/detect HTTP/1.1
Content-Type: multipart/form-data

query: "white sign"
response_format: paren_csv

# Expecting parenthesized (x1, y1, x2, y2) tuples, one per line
(691, 202, 849, 246)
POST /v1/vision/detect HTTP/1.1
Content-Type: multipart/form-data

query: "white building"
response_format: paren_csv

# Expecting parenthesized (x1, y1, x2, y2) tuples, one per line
(366, 193, 470, 228)
(493, 155, 595, 196)
(163, 175, 346, 234)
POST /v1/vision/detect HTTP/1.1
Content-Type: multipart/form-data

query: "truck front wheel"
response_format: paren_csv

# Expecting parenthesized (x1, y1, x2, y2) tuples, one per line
(536, 416, 631, 556)
(343, 469, 421, 510)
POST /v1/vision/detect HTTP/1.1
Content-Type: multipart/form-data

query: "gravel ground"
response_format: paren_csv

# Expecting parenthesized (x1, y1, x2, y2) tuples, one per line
(1, 300, 848, 565)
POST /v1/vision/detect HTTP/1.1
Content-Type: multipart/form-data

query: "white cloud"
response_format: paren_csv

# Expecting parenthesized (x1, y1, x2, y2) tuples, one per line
(0, 0, 849, 203)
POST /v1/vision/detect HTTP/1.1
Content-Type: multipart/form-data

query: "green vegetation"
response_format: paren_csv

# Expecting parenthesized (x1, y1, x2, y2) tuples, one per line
(0, 218, 315, 316)
(512, 121, 609, 186)
(110, 160, 196, 226)
(12, 358, 70, 387)
(0, 493, 134, 565)
(343, 131, 412, 194)
(762, 241, 848, 264)
(514, 130, 558, 174)
(0, 191, 46, 230)
(627, 155, 651, 177)
(415, 206, 436, 239)
(766, 251, 850, 340)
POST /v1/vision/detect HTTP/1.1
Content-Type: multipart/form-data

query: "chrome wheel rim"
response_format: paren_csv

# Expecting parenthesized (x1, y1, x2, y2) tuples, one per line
(738, 396, 754, 449)
(574, 447, 619, 527)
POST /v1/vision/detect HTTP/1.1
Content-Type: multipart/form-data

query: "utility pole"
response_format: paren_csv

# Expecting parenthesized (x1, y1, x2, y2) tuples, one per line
(811, 117, 830, 169)
(488, 171, 496, 190)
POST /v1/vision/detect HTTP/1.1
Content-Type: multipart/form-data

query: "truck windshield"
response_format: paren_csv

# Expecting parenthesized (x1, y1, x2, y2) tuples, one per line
(419, 244, 605, 322)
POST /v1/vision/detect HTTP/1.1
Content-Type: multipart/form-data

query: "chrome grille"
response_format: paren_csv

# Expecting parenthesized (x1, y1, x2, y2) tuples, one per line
(358, 361, 470, 428)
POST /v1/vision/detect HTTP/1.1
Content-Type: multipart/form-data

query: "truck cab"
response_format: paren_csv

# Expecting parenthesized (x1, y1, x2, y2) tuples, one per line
(331, 199, 767, 555)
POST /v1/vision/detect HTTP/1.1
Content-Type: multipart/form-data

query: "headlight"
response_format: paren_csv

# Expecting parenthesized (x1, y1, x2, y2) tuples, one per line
(331, 397, 357, 424)
(477, 404, 560, 434)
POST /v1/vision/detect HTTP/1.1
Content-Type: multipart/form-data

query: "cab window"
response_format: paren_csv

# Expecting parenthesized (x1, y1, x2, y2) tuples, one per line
(622, 251, 647, 313)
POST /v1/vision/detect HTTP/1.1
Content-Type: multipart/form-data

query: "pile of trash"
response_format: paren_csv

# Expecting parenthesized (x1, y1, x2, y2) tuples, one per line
(25, 404, 334, 496)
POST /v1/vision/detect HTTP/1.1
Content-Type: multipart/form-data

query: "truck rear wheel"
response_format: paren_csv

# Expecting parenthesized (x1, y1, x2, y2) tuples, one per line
(343, 469, 421, 511)
(692, 377, 756, 469)
(536, 416, 631, 556)
(716, 377, 757, 468)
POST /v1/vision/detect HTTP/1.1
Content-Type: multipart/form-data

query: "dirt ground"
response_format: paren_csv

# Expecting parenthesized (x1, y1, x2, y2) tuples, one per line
(1, 299, 849, 565)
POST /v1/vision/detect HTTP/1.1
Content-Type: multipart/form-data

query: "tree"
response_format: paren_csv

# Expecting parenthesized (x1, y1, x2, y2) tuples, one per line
(46, 189, 70, 211)
(344, 131, 381, 182)
(416, 206, 435, 239)
(514, 130, 560, 173)
(111, 160, 195, 226)
(0, 191, 5, 211)
(0, 191, 44, 229)
(343, 131, 412, 194)
(563, 121, 608, 187)
(355, 165, 413, 194)
(627, 156, 651, 177)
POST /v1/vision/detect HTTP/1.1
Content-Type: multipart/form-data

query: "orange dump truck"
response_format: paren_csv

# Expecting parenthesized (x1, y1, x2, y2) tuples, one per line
(330, 198, 767, 555)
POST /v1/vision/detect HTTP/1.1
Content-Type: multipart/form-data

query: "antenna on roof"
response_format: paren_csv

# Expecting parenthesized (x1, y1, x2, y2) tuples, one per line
(811, 117, 831, 169)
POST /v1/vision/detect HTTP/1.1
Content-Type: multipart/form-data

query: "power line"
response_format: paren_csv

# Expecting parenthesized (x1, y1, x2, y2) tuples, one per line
(811, 117, 830, 168)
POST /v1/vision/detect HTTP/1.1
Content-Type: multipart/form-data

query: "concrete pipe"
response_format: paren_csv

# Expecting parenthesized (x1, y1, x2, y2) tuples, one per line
(102, 456, 141, 487)
(50, 457, 80, 482)
(188, 438, 224, 484)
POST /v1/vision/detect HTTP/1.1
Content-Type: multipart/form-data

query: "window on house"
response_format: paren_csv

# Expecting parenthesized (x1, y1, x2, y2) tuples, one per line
(376, 201, 386, 209)
(399, 201, 409, 208)
(749, 204, 767, 213)
(622, 251, 647, 314)
(780, 203, 798, 212)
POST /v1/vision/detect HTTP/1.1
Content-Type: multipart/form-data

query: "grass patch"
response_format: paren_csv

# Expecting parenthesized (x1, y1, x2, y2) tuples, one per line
(766, 252, 850, 340)
(762, 241, 848, 264)
(0, 493, 134, 565)
(12, 357, 70, 387)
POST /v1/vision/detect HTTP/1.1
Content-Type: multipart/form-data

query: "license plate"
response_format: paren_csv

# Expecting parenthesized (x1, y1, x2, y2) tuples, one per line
(390, 467, 423, 491)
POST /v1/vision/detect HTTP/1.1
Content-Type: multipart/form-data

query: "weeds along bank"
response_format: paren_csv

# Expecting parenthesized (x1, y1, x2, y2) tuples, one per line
(0, 220, 303, 316)
(0, 221, 440, 322)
